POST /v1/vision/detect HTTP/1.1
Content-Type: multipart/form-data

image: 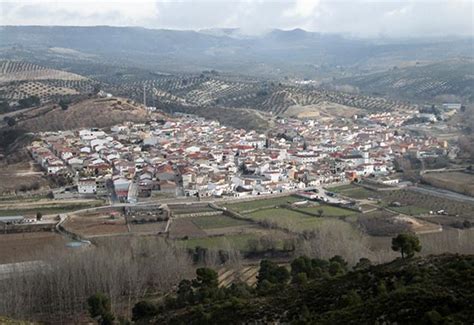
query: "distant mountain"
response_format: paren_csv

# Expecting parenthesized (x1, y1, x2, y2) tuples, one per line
(1, 26, 473, 78)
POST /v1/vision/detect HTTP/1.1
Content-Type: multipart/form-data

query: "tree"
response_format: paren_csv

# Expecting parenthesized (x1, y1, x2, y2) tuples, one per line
(5, 117, 16, 127)
(354, 258, 372, 271)
(132, 301, 158, 321)
(87, 293, 114, 325)
(193, 268, 219, 290)
(36, 212, 42, 221)
(93, 83, 102, 94)
(391, 233, 421, 259)
(257, 260, 290, 288)
(177, 279, 194, 306)
(0, 100, 10, 113)
(317, 209, 324, 217)
(192, 268, 220, 302)
(59, 99, 70, 110)
(18, 96, 40, 109)
(291, 256, 313, 278)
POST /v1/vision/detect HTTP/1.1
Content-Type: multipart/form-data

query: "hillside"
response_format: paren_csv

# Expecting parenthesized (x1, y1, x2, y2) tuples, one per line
(14, 97, 149, 132)
(151, 254, 474, 324)
(0, 60, 93, 102)
(336, 59, 474, 103)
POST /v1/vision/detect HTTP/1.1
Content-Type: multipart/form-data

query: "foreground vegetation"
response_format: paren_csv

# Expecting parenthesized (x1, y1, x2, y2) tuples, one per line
(132, 252, 474, 324)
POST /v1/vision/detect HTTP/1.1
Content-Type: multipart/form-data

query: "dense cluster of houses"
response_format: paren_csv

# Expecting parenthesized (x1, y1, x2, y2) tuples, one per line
(28, 110, 449, 203)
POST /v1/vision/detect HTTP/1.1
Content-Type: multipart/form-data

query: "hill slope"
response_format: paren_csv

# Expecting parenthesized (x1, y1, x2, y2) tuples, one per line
(14, 97, 149, 132)
(154, 254, 474, 324)
(336, 59, 474, 103)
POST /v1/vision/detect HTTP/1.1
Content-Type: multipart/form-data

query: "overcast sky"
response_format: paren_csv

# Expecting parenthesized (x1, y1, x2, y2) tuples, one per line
(1, 0, 473, 38)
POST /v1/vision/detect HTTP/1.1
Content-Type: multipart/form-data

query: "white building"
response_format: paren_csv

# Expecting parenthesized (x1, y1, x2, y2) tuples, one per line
(78, 178, 97, 194)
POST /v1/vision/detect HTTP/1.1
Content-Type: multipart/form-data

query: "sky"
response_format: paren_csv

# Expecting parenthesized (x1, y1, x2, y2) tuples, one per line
(1, 0, 473, 38)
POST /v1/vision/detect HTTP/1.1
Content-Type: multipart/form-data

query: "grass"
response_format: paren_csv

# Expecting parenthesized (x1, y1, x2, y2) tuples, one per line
(327, 184, 358, 193)
(178, 233, 259, 251)
(224, 196, 301, 213)
(341, 188, 378, 200)
(246, 207, 323, 232)
(0, 202, 105, 216)
(389, 205, 431, 216)
(297, 205, 357, 217)
(192, 214, 251, 229)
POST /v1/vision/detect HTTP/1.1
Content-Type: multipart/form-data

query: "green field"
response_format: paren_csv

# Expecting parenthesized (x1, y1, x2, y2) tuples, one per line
(178, 233, 259, 251)
(297, 205, 357, 217)
(327, 184, 358, 193)
(224, 196, 301, 213)
(389, 205, 431, 216)
(0, 202, 104, 216)
(247, 207, 323, 232)
(191, 214, 251, 229)
(341, 187, 378, 200)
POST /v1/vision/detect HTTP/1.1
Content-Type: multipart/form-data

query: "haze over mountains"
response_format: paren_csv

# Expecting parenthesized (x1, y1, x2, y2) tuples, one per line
(1, 26, 473, 78)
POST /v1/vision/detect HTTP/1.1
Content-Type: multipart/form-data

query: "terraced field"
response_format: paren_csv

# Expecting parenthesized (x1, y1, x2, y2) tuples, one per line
(218, 265, 259, 287)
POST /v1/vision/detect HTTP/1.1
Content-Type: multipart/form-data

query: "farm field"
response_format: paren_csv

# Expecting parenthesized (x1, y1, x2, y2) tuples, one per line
(168, 218, 207, 239)
(357, 209, 441, 236)
(297, 205, 357, 217)
(0, 61, 86, 83)
(0, 199, 104, 217)
(191, 214, 252, 229)
(0, 162, 48, 195)
(129, 222, 167, 234)
(367, 228, 474, 256)
(178, 227, 291, 252)
(379, 189, 474, 217)
(246, 207, 324, 232)
(168, 203, 217, 216)
(340, 187, 380, 200)
(388, 205, 431, 216)
(178, 233, 258, 251)
(422, 171, 474, 197)
(223, 195, 301, 213)
(327, 184, 358, 193)
(63, 214, 128, 237)
(0, 232, 68, 263)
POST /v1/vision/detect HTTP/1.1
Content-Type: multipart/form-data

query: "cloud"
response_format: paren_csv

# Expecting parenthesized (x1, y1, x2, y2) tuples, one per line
(284, 0, 321, 18)
(0, 0, 472, 38)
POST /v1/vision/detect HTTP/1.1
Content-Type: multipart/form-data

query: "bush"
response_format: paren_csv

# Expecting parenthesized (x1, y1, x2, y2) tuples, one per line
(18, 96, 40, 109)
(87, 292, 114, 324)
(132, 301, 159, 321)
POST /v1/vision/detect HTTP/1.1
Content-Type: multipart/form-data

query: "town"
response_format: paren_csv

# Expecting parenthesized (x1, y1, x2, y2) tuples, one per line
(27, 106, 452, 204)
(1, 3, 474, 323)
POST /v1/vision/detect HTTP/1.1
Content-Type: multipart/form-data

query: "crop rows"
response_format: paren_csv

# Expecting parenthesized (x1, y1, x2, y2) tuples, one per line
(0, 79, 94, 101)
(0, 61, 47, 74)
(259, 87, 416, 115)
